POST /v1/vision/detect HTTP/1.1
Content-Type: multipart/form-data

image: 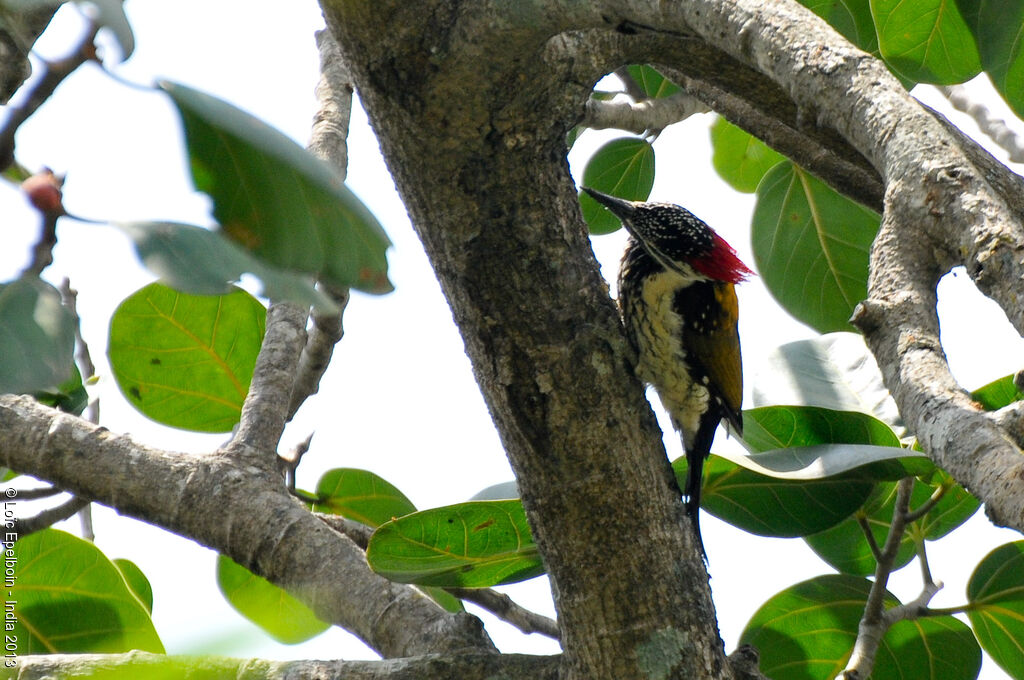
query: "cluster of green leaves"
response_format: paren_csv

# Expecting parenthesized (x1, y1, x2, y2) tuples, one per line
(2, 79, 394, 654)
(803, 0, 1023, 115)
(1, 77, 392, 419)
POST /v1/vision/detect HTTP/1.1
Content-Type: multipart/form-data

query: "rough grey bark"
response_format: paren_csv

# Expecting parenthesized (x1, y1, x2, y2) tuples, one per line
(0, 395, 494, 659)
(322, 4, 728, 679)
(8, 650, 558, 680)
(6, 0, 1024, 678)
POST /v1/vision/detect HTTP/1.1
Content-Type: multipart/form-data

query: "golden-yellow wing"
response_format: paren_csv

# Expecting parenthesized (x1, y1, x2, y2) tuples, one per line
(678, 281, 743, 433)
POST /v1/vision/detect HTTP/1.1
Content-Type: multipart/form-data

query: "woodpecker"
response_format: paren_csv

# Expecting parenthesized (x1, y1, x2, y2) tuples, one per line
(583, 187, 752, 556)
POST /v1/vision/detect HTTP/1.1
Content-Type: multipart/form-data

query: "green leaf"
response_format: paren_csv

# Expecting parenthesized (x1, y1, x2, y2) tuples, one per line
(115, 221, 338, 312)
(113, 558, 154, 614)
(712, 443, 928, 481)
(308, 470, 465, 612)
(579, 138, 655, 234)
(12, 529, 164, 654)
(108, 282, 265, 433)
(751, 332, 905, 434)
(470, 481, 519, 500)
(216, 555, 328, 644)
(34, 365, 88, 416)
(876, 615, 981, 680)
(0, 276, 76, 395)
(967, 1, 1024, 118)
(740, 575, 877, 680)
(311, 468, 417, 528)
(967, 541, 1024, 678)
(805, 473, 975, 575)
(420, 586, 466, 614)
(972, 373, 1023, 411)
(367, 500, 543, 588)
(907, 468, 979, 541)
(693, 455, 874, 536)
(743, 405, 902, 451)
(688, 406, 904, 537)
(799, 0, 879, 52)
(624, 65, 682, 98)
(872, 0, 982, 84)
(709, 117, 786, 194)
(803, 483, 917, 576)
(752, 162, 879, 333)
(741, 574, 980, 680)
(161, 80, 392, 294)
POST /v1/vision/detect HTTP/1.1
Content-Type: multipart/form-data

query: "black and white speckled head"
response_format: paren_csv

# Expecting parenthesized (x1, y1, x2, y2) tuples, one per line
(582, 187, 752, 284)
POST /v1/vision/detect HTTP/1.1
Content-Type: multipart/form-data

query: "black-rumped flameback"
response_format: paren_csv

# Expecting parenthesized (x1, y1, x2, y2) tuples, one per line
(583, 187, 753, 556)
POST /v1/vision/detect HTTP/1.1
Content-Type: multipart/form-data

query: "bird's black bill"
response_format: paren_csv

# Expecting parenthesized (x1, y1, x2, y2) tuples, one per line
(582, 186, 636, 221)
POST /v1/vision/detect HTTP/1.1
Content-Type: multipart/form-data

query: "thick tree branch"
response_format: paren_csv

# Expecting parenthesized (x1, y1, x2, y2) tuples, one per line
(10, 650, 558, 680)
(583, 91, 709, 134)
(231, 302, 307, 455)
(0, 395, 494, 658)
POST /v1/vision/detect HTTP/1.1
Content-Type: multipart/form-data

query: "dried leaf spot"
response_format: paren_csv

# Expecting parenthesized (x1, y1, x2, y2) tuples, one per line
(473, 519, 496, 531)
(222, 221, 262, 249)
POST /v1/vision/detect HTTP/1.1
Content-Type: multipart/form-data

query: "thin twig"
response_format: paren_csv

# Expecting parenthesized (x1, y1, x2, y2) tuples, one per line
(15, 496, 90, 537)
(881, 579, 943, 627)
(287, 30, 356, 419)
(916, 540, 934, 587)
(842, 478, 914, 679)
(279, 432, 315, 492)
(9, 485, 62, 501)
(939, 85, 1024, 164)
(0, 22, 99, 172)
(904, 483, 947, 524)
(58, 278, 99, 423)
(59, 278, 97, 537)
(308, 29, 354, 178)
(449, 588, 560, 640)
(856, 513, 883, 563)
(21, 209, 59, 277)
(613, 66, 648, 101)
(287, 285, 349, 420)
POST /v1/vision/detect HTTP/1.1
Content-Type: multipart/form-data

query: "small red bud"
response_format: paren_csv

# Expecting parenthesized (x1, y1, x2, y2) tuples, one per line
(21, 169, 65, 215)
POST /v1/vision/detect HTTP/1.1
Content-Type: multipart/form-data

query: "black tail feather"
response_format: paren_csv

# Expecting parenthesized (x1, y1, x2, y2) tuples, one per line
(684, 414, 720, 560)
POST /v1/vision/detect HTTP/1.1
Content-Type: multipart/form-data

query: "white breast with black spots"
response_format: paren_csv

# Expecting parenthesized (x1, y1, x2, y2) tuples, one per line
(632, 270, 710, 442)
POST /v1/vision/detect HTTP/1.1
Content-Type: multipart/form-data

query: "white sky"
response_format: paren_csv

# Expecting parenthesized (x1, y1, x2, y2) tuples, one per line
(3, 1, 1023, 676)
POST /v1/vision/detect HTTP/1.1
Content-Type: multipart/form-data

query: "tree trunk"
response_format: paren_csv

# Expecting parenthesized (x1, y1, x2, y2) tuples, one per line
(323, 3, 730, 678)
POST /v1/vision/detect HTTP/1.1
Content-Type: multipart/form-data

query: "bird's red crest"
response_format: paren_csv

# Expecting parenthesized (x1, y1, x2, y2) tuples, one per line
(690, 233, 754, 284)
